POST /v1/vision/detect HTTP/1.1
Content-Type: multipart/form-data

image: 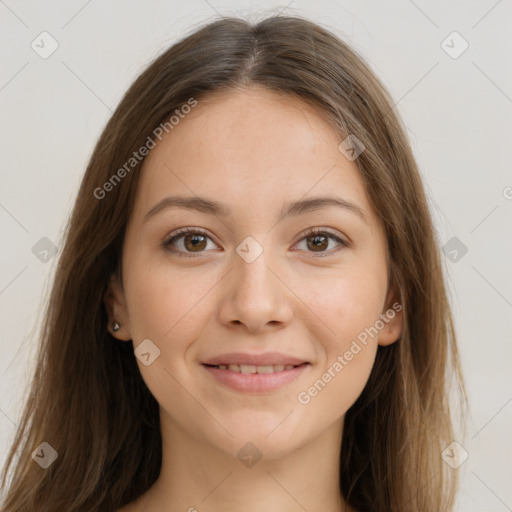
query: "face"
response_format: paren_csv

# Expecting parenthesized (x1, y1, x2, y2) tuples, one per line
(105, 86, 402, 459)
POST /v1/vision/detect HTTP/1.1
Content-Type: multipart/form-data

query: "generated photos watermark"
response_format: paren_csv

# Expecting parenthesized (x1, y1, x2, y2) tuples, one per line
(93, 97, 198, 200)
(297, 301, 402, 405)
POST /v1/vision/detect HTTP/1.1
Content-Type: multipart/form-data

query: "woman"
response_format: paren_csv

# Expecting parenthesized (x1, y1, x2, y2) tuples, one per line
(1, 14, 467, 512)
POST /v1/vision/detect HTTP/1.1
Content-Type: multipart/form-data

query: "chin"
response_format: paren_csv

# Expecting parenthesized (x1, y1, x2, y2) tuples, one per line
(211, 413, 314, 460)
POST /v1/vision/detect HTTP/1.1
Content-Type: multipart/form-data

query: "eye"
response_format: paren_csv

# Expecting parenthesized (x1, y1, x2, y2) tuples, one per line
(162, 227, 349, 258)
(293, 227, 348, 257)
(162, 227, 219, 257)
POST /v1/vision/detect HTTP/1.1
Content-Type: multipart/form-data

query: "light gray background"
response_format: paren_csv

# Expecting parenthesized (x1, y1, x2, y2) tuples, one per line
(1, 1, 511, 510)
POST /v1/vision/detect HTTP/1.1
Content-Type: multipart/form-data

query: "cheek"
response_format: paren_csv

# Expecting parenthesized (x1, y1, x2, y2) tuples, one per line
(124, 260, 216, 353)
(303, 266, 387, 345)
(123, 263, 217, 416)
(296, 343, 377, 425)
(294, 268, 385, 411)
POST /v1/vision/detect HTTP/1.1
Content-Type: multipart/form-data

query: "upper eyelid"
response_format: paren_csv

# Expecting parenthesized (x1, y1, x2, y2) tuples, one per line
(163, 227, 217, 245)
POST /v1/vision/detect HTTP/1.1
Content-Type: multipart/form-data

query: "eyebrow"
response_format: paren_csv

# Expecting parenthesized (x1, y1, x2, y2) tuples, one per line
(143, 194, 368, 224)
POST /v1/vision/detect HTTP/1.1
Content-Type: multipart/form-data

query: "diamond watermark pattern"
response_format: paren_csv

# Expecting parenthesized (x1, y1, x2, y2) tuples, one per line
(236, 236, 263, 264)
(134, 338, 161, 366)
(441, 441, 469, 469)
(236, 442, 262, 468)
(338, 134, 365, 161)
(441, 31, 469, 59)
(31, 31, 59, 59)
(32, 237, 58, 263)
(31, 441, 58, 468)
(442, 237, 468, 263)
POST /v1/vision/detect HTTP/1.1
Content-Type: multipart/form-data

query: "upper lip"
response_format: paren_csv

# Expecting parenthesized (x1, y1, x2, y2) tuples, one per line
(202, 352, 309, 366)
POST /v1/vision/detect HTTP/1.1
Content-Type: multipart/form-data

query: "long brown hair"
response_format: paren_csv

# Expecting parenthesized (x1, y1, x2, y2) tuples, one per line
(1, 14, 467, 511)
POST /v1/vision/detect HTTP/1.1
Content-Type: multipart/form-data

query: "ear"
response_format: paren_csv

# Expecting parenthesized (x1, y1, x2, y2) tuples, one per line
(377, 288, 403, 347)
(103, 272, 132, 341)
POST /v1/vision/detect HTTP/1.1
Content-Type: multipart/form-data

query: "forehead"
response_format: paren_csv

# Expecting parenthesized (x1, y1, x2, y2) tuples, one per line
(132, 86, 373, 222)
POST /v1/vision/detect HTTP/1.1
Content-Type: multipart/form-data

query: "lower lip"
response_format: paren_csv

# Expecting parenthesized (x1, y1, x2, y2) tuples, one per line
(202, 363, 310, 393)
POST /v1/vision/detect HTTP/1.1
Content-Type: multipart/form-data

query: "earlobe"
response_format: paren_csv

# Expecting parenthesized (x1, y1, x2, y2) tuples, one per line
(378, 293, 403, 347)
(103, 274, 132, 341)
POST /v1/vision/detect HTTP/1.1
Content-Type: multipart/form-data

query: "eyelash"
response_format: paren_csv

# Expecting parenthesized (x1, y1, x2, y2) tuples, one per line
(162, 227, 348, 258)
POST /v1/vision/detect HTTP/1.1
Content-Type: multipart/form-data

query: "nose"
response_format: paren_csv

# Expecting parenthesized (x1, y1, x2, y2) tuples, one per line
(217, 246, 294, 334)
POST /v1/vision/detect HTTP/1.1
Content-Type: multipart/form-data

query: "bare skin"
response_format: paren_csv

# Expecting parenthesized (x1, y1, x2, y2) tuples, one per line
(106, 85, 402, 512)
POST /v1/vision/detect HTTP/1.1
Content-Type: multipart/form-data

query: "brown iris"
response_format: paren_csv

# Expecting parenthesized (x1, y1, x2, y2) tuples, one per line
(183, 233, 207, 252)
(306, 234, 328, 252)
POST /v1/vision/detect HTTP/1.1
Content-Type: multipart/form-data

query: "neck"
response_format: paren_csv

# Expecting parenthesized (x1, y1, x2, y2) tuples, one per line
(141, 410, 350, 512)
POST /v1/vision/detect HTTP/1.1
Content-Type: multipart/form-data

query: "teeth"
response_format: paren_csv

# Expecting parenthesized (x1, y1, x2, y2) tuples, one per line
(257, 365, 275, 373)
(216, 363, 299, 373)
(240, 365, 257, 374)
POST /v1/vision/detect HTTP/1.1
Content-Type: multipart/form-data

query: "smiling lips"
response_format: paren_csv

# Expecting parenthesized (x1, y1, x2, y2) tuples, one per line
(202, 352, 311, 393)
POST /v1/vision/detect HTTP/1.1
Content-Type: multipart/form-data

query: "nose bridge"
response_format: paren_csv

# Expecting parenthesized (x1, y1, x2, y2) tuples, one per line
(218, 234, 293, 331)
(233, 234, 280, 303)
